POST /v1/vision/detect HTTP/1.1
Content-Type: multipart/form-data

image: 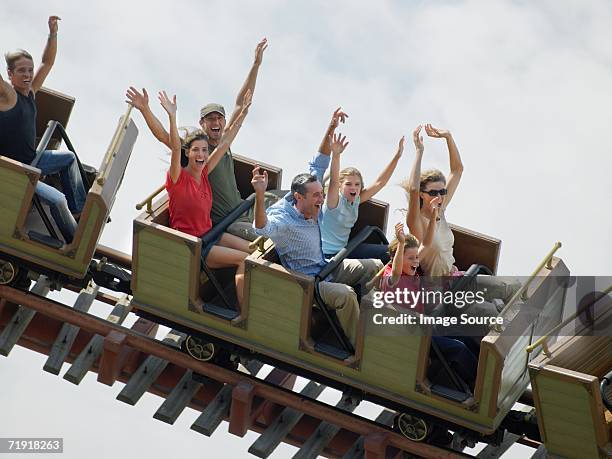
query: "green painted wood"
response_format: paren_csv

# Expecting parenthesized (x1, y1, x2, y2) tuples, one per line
(535, 373, 600, 458)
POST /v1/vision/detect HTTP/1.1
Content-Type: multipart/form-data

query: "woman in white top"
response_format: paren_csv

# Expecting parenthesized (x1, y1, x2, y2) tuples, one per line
(403, 124, 520, 306)
(404, 124, 463, 277)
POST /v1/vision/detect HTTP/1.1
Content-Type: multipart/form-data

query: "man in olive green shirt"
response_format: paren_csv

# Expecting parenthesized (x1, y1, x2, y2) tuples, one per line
(126, 38, 276, 240)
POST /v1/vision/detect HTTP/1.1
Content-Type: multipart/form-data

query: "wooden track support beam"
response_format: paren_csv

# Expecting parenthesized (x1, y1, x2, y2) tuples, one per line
(43, 283, 98, 374)
(153, 369, 203, 425)
(63, 295, 131, 384)
(342, 410, 395, 459)
(0, 277, 50, 356)
(292, 393, 361, 459)
(115, 329, 184, 404)
(249, 381, 326, 458)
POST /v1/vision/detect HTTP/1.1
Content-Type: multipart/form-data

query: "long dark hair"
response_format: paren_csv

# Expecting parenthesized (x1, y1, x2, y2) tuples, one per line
(181, 130, 209, 167)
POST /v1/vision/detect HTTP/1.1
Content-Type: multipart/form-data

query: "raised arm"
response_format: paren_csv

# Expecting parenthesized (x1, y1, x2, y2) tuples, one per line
(361, 136, 405, 202)
(389, 223, 406, 287)
(424, 124, 463, 210)
(227, 38, 267, 127)
(158, 91, 181, 183)
(317, 107, 348, 155)
(406, 125, 425, 241)
(326, 133, 349, 210)
(31, 16, 60, 93)
(207, 89, 252, 173)
(252, 166, 269, 229)
(126, 87, 171, 148)
(420, 197, 440, 250)
(0, 74, 17, 111)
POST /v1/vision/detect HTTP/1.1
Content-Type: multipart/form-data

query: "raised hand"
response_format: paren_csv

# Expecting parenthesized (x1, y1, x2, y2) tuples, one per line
(413, 125, 424, 153)
(424, 123, 450, 139)
(330, 132, 349, 156)
(48, 16, 61, 34)
(430, 196, 442, 217)
(158, 91, 177, 116)
(330, 107, 349, 130)
(254, 38, 268, 65)
(395, 222, 406, 244)
(396, 136, 405, 157)
(125, 86, 150, 111)
(251, 166, 268, 193)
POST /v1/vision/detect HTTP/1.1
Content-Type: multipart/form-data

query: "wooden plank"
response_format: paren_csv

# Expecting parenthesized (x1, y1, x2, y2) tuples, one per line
(249, 381, 326, 458)
(0, 277, 50, 356)
(476, 433, 520, 459)
(43, 283, 98, 374)
(292, 393, 361, 459)
(116, 329, 185, 405)
(342, 410, 395, 459)
(63, 296, 130, 384)
(190, 384, 234, 436)
(153, 369, 202, 424)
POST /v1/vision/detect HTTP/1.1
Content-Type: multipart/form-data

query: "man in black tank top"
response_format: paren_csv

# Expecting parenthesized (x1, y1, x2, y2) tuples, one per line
(0, 16, 85, 243)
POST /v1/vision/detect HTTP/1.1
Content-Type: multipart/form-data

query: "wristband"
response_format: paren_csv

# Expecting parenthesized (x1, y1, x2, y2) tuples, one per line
(49, 33, 57, 39)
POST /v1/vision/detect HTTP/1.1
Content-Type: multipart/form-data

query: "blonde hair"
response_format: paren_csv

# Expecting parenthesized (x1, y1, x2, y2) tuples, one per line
(338, 167, 364, 191)
(5, 49, 33, 70)
(388, 233, 419, 258)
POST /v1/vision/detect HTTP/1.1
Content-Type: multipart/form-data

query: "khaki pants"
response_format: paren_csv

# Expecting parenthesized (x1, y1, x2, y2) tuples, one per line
(226, 192, 281, 242)
(475, 276, 522, 304)
(318, 258, 383, 345)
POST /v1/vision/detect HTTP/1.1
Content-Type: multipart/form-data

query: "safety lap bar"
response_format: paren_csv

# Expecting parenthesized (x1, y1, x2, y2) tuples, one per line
(314, 225, 388, 355)
(200, 195, 256, 248)
(602, 370, 612, 411)
(32, 120, 90, 189)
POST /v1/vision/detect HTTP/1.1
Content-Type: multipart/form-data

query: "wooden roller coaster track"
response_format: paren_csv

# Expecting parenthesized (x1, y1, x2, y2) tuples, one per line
(0, 271, 547, 459)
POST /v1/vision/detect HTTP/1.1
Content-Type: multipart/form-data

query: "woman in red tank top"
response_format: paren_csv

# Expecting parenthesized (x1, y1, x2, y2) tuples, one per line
(157, 90, 253, 306)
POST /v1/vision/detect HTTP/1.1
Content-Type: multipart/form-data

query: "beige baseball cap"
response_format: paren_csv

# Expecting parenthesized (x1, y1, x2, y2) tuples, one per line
(199, 103, 226, 119)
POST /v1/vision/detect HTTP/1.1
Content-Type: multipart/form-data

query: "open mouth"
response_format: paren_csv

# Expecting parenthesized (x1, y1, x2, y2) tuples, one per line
(195, 159, 206, 165)
(210, 127, 221, 135)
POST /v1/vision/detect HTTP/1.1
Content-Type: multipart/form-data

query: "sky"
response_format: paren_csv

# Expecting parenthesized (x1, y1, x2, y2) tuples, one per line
(1, 0, 611, 457)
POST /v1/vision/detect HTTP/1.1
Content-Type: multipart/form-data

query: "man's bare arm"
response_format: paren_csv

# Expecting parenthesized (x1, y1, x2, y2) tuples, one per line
(32, 16, 60, 93)
(0, 74, 17, 111)
(227, 38, 268, 126)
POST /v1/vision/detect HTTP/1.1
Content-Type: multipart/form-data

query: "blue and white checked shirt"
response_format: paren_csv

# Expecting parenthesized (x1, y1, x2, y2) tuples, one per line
(253, 152, 330, 277)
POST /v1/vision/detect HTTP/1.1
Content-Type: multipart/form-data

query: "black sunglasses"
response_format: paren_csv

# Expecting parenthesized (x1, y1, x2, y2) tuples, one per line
(421, 188, 448, 197)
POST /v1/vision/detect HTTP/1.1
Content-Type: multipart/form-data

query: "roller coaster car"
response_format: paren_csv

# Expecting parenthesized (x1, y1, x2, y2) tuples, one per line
(0, 87, 138, 287)
(528, 298, 612, 459)
(131, 161, 571, 444)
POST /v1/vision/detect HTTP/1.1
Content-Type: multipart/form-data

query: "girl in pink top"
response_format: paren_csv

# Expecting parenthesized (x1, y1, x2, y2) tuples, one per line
(381, 199, 440, 313)
(151, 90, 253, 305)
